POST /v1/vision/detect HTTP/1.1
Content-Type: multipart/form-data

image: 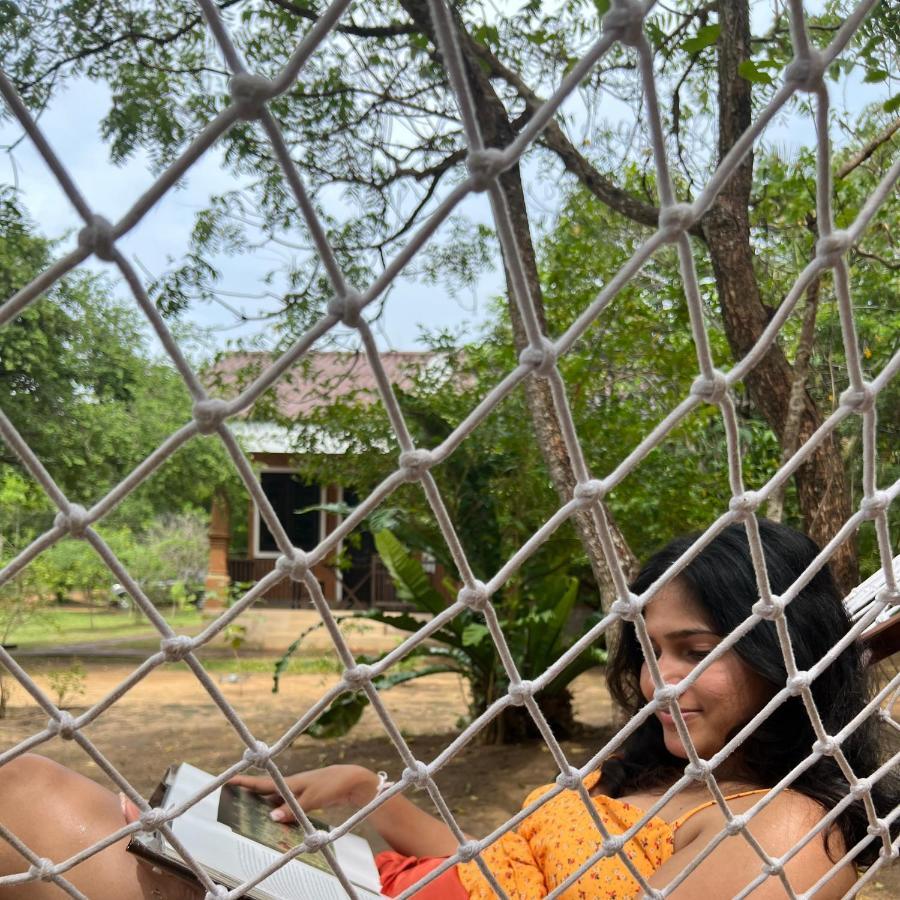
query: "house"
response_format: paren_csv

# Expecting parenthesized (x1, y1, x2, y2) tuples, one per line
(203, 351, 440, 608)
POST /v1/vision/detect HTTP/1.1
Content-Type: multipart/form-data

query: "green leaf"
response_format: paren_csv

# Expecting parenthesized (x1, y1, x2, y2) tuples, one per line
(884, 94, 900, 114)
(738, 60, 773, 85)
(462, 623, 490, 647)
(593, 0, 611, 17)
(863, 69, 889, 83)
(682, 24, 721, 55)
(374, 530, 447, 616)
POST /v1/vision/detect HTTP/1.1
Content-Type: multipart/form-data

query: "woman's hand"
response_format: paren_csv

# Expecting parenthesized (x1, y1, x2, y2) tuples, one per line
(228, 765, 380, 822)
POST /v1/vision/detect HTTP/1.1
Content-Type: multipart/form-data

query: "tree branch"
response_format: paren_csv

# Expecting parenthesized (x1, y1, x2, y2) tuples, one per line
(465, 40, 675, 233)
(264, 0, 417, 38)
(835, 117, 900, 180)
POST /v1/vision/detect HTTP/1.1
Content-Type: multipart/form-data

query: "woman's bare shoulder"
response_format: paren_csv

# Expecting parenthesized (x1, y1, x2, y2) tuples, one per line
(653, 788, 856, 898)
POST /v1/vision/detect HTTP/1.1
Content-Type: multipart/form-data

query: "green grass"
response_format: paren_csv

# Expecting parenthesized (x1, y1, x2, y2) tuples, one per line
(4, 608, 205, 648)
(169, 656, 342, 675)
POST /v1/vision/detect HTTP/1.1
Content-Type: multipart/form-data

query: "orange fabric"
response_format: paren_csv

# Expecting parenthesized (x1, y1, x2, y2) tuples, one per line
(456, 773, 772, 900)
(456, 771, 673, 899)
(377, 849, 469, 898)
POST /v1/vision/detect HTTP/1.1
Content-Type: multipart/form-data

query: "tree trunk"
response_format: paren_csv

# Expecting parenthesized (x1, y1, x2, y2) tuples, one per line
(767, 269, 820, 523)
(703, 0, 856, 591)
(400, 0, 639, 610)
(495, 164, 639, 605)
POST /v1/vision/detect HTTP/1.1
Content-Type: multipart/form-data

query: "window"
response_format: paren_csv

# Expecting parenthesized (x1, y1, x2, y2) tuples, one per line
(256, 471, 322, 555)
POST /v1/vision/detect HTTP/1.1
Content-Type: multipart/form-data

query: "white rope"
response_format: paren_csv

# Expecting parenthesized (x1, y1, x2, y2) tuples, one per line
(0, 0, 896, 897)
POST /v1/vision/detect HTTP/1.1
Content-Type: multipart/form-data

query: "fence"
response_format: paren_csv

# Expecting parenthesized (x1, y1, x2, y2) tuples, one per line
(0, 0, 897, 898)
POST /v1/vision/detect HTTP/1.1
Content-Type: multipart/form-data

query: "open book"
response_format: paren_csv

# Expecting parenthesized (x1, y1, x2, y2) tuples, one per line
(127, 763, 386, 899)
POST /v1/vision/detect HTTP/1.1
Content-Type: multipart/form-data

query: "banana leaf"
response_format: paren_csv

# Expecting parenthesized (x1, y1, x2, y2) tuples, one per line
(374, 529, 448, 617)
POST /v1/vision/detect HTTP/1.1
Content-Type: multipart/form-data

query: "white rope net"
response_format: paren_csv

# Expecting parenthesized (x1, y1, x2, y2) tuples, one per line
(0, 0, 897, 897)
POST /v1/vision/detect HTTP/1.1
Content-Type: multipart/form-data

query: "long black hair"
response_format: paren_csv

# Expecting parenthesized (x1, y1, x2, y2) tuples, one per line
(603, 519, 898, 866)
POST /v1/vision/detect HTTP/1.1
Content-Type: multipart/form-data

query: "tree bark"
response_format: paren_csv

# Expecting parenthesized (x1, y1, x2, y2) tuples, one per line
(767, 268, 820, 523)
(702, 0, 856, 590)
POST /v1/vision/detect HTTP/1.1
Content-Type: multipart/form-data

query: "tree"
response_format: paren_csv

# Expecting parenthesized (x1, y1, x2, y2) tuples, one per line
(0, 193, 242, 566)
(2, 0, 897, 592)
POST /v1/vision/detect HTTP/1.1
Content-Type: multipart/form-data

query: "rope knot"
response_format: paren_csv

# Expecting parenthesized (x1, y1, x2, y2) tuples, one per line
(684, 760, 711, 782)
(343, 663, 373, 691)
(77, 214, 116, 262)
(327, 288, 364, 328)
(764, 862, 784, 877)
(302, 829, 331, 853)
(610, 593, 642, 622)
(573, 479, 607, 508)
(466, 148, 506, 192)
(242, 740, 271, 768)
(457, 840, 480, 862)
(725, 814, 749, 836)
(816, 230, 850, 266)
(602, 834, 626, 855)
(276, 550, 309, 581)
(398, 448, 434, 482)
(507, 680, 533, 706)
(728, 491, 759, 520)
(555, 767, 582, 791)
(229, 72, 275, 120)
(402, 760, 431, 790)
(690, 370, 729, 406)
(458, 580, 489, 613)
(784, 50, 825, 93)
(518, 337, 557, 377)
(205, 889, 229, 900)
(860, 491, 890, 520)
(601, 0, 645, 46)
(654, 684, 679, 707)
(140, 807, 169, 832)
(752, 595, 785, 621)
(160, 635, 194, 662)
(53, 504, 89, 538)
(867, 818, 890, 841)
(192, 398, 229, 435)
(850, 777, 872, 800)
(786, 671, 810, 696)
(28, 858, 55, 881)
(839, 382, 876, 414)
(876, 585, 900, 608)
(47, 711, 77, 740)
(813, 735, 839, 757)
(658, 202, 695, 240)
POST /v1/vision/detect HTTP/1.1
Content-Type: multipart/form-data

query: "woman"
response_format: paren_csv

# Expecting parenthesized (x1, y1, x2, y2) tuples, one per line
(0, 521, 895, 897)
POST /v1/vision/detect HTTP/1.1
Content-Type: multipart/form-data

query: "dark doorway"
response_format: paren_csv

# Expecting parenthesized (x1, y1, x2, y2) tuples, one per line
(257, 472, 320, 554)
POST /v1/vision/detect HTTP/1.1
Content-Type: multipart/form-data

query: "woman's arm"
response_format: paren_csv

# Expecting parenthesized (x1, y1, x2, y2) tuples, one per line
(647, 792, 856, 898)
(229, 766, 463, 858)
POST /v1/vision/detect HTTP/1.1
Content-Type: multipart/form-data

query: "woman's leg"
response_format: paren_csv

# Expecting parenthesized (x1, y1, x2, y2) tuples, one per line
(0, 754, 200, 899)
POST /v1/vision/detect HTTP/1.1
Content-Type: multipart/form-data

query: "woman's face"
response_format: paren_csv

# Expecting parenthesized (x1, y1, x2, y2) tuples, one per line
(638, 580, 772, 760)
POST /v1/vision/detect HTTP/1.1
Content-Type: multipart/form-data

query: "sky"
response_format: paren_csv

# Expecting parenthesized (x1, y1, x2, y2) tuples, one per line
(0, 2, 891, 356)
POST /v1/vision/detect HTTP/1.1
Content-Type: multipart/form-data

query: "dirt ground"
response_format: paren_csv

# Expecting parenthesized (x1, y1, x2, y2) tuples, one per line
(1, 609, 897, 898)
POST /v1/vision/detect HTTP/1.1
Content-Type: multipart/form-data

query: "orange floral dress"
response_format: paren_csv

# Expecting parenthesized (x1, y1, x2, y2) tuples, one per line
(456, 771, 674, 899)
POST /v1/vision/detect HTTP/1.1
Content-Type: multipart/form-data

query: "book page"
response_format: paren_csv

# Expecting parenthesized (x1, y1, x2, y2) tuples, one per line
(216, 783, 381, 890)
(167, 817, 385, 899)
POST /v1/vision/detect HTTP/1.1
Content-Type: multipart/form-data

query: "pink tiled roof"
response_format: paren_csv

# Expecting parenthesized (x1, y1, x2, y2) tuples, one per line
(206, 351, 438, 420)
